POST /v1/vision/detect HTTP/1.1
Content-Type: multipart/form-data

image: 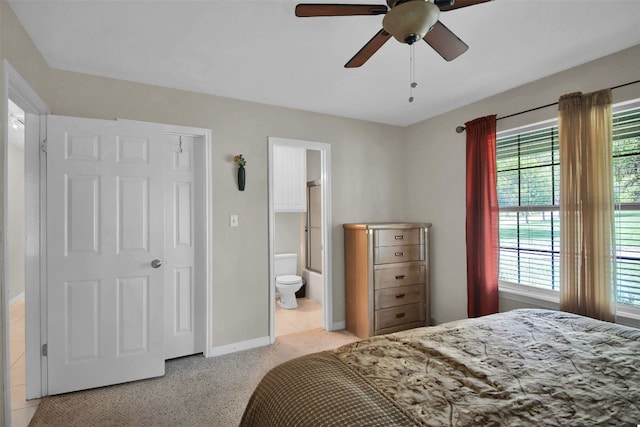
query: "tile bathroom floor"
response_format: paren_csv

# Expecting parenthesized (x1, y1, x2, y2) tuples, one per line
(9, 298, 40, 427)
(275, 297, 323, 336)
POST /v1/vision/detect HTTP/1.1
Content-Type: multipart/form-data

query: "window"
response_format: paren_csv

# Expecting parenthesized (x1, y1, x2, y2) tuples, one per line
(612, 107, 640, 306)
(496, 103, 640, 308)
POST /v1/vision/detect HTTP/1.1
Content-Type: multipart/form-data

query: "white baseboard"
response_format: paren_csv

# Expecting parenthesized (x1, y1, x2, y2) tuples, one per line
(205, 323, 350, 357)
(331, 321, 345, 331)
(206, 336, 270, 358)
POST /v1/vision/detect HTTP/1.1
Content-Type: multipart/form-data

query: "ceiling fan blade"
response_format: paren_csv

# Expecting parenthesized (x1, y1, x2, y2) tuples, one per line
(438, 0, 491, 12)
(295, 4, 387, 17)
(423, 21, 468, 61)
(345, 29, 391, 68)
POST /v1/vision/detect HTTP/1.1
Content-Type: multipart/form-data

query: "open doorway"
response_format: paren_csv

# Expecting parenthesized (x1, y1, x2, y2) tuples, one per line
(267, 137, 332, 343)
(3, 59, 51, 427)
(272, 150, 322, 336)
(6, 98, 40, 425)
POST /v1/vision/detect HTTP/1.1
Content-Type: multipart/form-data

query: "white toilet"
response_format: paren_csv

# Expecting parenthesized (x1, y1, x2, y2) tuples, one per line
(275, 253, 303, 309)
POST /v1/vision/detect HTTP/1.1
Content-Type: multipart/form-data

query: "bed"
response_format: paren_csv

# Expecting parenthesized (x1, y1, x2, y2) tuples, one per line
(240, 309, 640, 426)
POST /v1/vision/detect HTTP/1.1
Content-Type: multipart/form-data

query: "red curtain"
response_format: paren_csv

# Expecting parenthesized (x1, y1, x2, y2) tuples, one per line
(465, 115, 499, 318)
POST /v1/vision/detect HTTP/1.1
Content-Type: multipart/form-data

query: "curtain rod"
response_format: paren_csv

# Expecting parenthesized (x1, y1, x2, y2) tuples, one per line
(455, 79, 640, 133)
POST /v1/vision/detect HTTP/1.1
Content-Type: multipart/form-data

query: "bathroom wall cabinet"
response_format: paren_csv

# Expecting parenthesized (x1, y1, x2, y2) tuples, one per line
(343, 222, 431, 339)
(273, 145, 306, 212)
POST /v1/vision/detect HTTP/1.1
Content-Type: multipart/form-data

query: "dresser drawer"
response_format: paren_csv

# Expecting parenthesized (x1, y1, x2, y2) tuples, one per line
(374, 245, 422, 264)
(375, 303, 425, 330)
(374, 265, 425, 289)
(375, 228, 420, 247)
(375, 284, 424, 310)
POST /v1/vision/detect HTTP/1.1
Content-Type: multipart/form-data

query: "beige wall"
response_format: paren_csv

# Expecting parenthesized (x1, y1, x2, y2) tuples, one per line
(1, 0, 639, 416)
(307, 149, 321, 182)
(499, 298, 549, 313)
(0, 0, 408, 350)
(405, 44, 640, 325)
(43, 73, 408, 345)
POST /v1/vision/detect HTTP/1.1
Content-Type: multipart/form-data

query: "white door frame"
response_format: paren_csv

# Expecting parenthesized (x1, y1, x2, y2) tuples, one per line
(2, 59, 50, 423)
(267, 137, 332, 344)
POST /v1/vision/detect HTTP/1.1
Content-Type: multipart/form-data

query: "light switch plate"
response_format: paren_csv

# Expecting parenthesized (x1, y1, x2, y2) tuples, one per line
(230, 214, 239, 227)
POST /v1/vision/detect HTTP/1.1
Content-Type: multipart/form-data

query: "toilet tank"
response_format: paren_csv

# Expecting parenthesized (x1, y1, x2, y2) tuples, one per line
(274, 253, 298, 276)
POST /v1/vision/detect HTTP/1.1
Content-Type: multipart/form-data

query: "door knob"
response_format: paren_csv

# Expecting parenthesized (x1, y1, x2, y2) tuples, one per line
(151, 259, 166, 269)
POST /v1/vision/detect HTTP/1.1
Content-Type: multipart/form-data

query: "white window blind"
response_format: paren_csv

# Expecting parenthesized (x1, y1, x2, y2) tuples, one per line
(612, 106, 640, 306)
(496, 104, 640, 307)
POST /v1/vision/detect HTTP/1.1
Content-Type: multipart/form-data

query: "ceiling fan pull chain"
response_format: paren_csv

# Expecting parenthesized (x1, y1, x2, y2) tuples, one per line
(409, 44, 417, 103)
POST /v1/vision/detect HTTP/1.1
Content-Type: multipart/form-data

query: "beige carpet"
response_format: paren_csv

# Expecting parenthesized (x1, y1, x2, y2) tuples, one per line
(29, 328, 358, 426)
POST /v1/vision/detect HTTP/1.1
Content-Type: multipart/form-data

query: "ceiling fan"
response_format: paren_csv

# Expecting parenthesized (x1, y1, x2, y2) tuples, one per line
(295, 0, 490, 68)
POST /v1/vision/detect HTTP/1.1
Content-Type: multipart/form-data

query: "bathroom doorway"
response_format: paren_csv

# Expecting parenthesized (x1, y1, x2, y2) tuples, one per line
(267, 138, 332, 343)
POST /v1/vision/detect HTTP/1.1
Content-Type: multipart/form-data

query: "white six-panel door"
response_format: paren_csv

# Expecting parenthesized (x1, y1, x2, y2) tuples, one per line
(46, 115, 166, 394)
(164, 134, 204, 359)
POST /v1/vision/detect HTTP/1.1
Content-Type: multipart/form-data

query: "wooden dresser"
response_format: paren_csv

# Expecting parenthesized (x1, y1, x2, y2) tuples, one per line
(343, 222, 431, 339)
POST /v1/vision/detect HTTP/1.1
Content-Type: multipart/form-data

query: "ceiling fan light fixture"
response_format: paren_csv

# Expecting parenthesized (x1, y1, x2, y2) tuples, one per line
(383, 1, 440, 45)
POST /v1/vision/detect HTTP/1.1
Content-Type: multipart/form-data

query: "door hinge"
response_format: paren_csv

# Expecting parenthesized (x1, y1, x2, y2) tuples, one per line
(40, 139, 47, 153)
(41, 343, 48, 357)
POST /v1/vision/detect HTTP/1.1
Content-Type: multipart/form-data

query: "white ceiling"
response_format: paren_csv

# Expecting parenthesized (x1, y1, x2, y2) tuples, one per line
(8, 0, 640, 127)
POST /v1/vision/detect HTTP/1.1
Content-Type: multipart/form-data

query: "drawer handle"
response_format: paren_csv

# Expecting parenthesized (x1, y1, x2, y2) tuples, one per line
(395, 293, 405, 299)
(395, 275, 405, 280)
(395, 312, 406, 319)
(394, 235, 404, 240)
(394, 252, 404, 257)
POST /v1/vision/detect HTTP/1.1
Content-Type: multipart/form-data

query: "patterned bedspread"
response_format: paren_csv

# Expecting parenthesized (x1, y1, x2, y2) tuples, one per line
(241, 309, 640, 426)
